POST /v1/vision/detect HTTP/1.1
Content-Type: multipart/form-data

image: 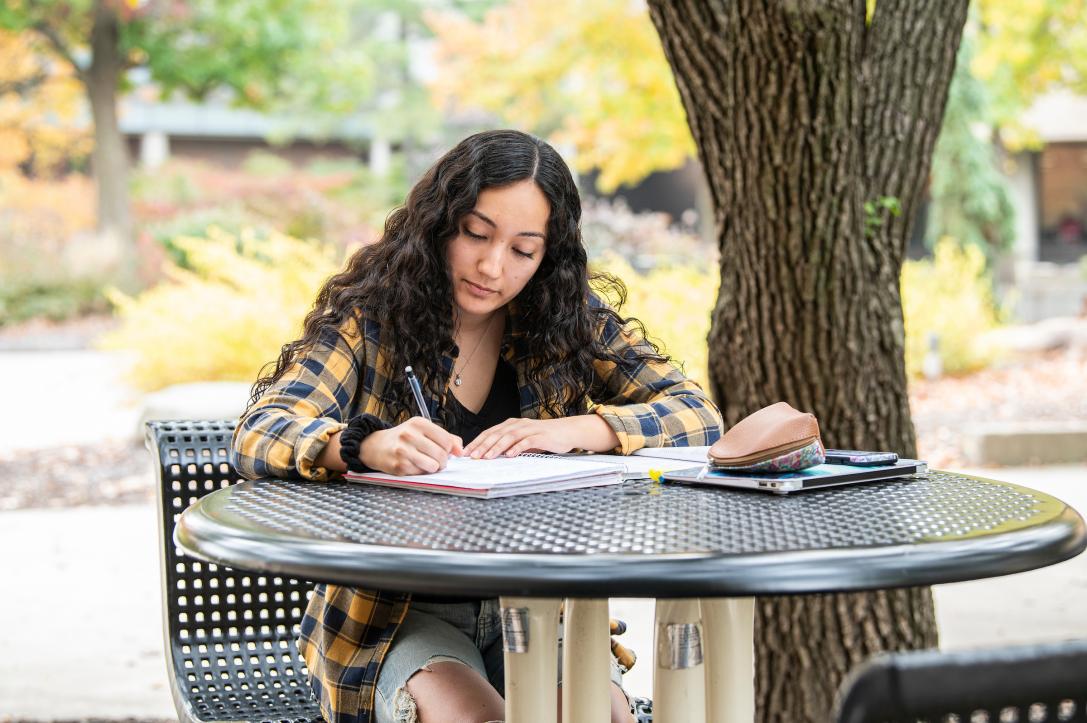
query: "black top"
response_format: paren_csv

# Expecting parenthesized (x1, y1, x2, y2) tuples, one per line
(445, 356, 521, 447)
(414, 357, 520, 603)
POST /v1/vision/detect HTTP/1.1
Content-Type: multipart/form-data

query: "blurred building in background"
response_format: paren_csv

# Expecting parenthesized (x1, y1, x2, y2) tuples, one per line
(1002, 92, 1087, 320)
(120, 91, 372, 171)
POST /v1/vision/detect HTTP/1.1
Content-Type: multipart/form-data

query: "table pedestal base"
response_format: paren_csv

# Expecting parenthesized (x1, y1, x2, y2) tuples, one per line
(501, 596, 756, 723)
(561, 598, 612, 723)
(702, 597, 755, 723)
(653, 599, 705, 720)
(500, 596, 560, 723)
(654, 597, 755, 723)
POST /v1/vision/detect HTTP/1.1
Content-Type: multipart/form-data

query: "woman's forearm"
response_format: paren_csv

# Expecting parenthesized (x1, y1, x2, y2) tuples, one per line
(316, 431, 348, 474)
(569, 413, 621, 453)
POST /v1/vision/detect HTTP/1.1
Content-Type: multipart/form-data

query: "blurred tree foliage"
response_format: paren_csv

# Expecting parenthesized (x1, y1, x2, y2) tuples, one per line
(925, 0, 1087, 255)
(973, 0, 1087, 148)
(265, 0, 466, 154)
(433, 0, 1083, 262)
(927, 31, 1015, 256)
(0, 0, 382, 285)
(0, 29, 90, 175)
(426, 0, 692, 192)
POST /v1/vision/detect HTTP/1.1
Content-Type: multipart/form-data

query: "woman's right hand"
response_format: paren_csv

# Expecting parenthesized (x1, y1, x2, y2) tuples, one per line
(358, 418, 464, 475)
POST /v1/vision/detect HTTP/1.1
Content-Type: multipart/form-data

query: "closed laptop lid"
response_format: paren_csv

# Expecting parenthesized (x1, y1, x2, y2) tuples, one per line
(662, 459, 928, 494)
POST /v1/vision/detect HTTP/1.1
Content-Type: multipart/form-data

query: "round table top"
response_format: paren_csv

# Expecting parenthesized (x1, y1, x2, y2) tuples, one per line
(175, 471, 1086, 597)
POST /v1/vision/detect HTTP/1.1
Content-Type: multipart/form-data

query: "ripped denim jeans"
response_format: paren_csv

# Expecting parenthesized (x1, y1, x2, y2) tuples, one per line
(373, 599, 625, 723)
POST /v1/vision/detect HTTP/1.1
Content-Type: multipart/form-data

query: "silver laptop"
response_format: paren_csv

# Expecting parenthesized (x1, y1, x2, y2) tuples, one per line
(661, 459, 928, 495)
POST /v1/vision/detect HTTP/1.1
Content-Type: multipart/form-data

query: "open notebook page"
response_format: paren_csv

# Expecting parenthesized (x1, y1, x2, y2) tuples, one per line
(348, 454, 623, 491)
(631, 446, 711, 463)
(523, 452, 701, 480)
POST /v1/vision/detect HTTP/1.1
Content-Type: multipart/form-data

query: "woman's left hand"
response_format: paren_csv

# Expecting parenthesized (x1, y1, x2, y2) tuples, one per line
(464, 415, 620, 458)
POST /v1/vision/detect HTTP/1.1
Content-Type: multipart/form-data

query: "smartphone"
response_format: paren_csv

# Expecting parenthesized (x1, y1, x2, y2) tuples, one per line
(824, 449, 899, 466)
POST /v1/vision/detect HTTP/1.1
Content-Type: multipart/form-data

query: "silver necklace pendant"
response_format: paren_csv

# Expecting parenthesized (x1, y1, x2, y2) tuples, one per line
(452, 313, 495, 390)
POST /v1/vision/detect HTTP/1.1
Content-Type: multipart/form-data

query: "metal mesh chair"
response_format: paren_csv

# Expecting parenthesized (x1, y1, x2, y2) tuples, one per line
(833, 640, 1087, 723)
(149, 419, 655, 723)
(148, 419, 322, 723)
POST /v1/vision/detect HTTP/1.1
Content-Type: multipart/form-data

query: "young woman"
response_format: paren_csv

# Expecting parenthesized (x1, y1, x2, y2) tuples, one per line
(233, 129, 723, 723)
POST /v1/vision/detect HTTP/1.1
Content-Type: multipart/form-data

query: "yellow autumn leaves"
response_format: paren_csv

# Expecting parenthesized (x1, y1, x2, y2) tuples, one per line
(426, 0, 693, 193)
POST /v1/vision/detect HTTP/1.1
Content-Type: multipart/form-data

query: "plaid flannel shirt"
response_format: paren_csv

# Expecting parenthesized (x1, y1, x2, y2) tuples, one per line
(232, 300, 723, 723)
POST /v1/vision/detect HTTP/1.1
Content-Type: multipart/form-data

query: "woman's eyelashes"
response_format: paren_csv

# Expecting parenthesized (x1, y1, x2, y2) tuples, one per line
(462, 227, 536, 259)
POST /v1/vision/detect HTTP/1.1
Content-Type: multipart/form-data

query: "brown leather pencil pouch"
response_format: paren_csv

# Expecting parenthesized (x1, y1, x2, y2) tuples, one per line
(709, 402, 825, 473)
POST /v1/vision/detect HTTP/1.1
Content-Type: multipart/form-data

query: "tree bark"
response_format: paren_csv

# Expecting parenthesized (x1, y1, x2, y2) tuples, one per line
(646, 1, 968, 720)
(84, 0, 137, 287)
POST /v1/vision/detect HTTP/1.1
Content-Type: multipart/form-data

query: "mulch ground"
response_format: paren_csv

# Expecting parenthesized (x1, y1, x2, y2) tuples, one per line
(0, 437, 150, 512)
(909, 347, 1087, 468)
(1, 349, 1084, 513)
(0, 313, 118, 351)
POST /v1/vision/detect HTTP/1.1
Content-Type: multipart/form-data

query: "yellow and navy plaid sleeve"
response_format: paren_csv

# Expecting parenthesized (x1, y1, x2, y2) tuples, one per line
(232, 316, 365, 481)
(591, 311, 723, 455)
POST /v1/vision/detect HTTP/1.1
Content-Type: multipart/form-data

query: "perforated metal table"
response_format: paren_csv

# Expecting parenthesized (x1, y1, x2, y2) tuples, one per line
(176, 472, 1086, 723)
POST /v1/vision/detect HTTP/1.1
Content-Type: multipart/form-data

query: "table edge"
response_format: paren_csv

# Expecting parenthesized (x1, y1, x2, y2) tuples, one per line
(174, 481, 1087, 598)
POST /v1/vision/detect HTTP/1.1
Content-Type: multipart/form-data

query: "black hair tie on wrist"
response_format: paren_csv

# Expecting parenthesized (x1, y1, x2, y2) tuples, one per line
(338, 414, 391, 473)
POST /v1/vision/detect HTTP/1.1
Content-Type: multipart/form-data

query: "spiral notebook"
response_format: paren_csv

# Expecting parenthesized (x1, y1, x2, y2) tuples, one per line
(345, 455, 626, 498)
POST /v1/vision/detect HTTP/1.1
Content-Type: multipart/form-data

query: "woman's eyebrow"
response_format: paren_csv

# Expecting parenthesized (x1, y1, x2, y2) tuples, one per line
(468, 210, 545, 239)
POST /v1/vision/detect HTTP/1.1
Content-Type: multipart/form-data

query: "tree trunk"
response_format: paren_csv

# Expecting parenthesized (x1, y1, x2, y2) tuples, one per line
(84, 0, 137, 288)
(646, 1, 968, 721)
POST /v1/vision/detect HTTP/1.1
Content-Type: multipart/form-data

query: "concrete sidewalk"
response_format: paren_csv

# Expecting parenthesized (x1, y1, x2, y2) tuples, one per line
(1, 466, 1084, 720)
(0, 504, 176, 720)
(0, 350, 142, 453)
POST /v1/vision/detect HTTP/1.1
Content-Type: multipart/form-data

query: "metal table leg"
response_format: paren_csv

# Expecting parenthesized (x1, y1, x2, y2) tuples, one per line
(500, 595, 560, 721)
(561, 598, 611, 723)
(701, 597, 755, 723)
(500, 596, 561, 723)
(653, 598, 706, 723)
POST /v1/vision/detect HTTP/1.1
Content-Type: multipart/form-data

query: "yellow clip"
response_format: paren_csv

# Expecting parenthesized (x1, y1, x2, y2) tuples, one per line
(648, 468, 663, 483)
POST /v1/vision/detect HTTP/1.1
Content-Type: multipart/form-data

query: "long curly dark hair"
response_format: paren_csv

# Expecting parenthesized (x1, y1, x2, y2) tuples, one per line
(249, 129, 666, 423)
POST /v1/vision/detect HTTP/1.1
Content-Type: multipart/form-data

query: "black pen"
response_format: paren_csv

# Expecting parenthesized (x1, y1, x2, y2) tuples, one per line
(404, 366, 432, 421)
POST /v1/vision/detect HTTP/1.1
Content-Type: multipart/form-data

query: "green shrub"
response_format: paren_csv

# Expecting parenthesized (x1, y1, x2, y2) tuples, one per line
(99, 227, 340, 391)
(324, 158, 411, 230)
(130, 164, 199, 208)
(0, 277, 109, 326)
(582, 198, 712, 270)
(144, 204, 270, 269)
(605, 236, 1006, 386)
(131, 156, 389, 270)
(593, 252, 717, 389)
(101, 227, 1000, 394)
(0, 171, 107, 326)
(241, 151, 295, 177)
(901, 237, 1005, 377)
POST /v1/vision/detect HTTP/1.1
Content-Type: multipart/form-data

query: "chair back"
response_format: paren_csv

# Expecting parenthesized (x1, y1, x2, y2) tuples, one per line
(833, 640, 1087, 723)
(147, 419, 321, 723)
